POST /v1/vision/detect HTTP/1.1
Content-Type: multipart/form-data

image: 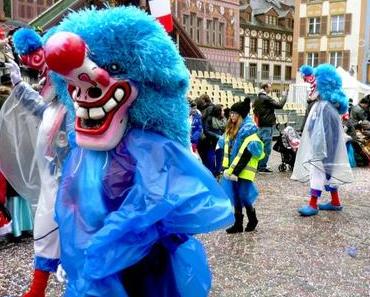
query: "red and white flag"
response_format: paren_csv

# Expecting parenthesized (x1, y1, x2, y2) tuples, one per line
(149, 0, 173, 33)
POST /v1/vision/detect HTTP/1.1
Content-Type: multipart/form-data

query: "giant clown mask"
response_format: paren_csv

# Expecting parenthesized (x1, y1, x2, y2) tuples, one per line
(45, 32, 138, 150)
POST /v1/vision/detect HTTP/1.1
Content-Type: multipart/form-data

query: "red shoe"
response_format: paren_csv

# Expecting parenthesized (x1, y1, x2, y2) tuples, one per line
(0, 204, 12, 236)
(23, 269, 50, 297)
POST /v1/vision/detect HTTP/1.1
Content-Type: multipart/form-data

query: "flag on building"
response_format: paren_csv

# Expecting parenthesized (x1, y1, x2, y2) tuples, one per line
(149, 0, 173, 33)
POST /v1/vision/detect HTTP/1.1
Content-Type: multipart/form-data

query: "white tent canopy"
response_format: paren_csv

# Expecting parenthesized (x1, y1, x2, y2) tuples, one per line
(336, 67, 370, 105)
(289, 68, 370, 106)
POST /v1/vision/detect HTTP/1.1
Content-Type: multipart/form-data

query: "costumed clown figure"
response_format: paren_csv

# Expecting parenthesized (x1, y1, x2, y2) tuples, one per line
(292, 64, 354, 216)
(0, 28, 74, 297)
(299, 64, 319, 131)
(218, 98, 264, 233)
(42, 6, 233, 297)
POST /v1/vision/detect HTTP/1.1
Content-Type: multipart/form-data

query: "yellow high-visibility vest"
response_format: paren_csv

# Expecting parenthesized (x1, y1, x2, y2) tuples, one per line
(222, 133, 264, 181)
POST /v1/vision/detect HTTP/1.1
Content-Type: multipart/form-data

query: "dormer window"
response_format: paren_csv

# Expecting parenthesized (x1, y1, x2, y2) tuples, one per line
(266, 15, 277, 25)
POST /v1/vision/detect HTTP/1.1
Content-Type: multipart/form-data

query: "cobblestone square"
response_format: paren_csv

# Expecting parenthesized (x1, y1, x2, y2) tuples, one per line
(1, 152, 369, 297)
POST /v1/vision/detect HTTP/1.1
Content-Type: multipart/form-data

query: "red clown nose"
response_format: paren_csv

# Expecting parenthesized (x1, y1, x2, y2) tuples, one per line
(44, 32, 86, 75)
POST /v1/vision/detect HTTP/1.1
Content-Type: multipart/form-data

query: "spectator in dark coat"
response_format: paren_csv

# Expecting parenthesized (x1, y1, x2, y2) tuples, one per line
(253, 83, 287, 173)
(202, 104, 226, 176)
(350, 96, 370, 127)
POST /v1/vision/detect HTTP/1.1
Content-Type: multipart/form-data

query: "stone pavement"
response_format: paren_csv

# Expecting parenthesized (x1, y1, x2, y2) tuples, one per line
(1, 151, 369, 297)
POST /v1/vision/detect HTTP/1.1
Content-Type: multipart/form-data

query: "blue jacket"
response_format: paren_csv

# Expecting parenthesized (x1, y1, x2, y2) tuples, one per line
(190, 110, 202, 145)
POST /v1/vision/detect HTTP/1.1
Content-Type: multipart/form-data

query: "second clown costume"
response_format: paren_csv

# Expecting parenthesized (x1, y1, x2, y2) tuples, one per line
(292, 64, 354, 216)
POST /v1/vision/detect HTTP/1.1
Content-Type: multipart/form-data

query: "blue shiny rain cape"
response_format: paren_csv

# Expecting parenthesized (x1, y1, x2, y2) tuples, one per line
(56, 128, 233, 297)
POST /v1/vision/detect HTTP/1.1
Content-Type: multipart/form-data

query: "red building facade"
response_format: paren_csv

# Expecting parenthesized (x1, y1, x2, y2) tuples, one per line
(171, 0, 240, 74)
(11, 0, 58, 22)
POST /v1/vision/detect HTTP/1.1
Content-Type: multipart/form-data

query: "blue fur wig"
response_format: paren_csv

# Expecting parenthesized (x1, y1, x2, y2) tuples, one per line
(314, 64, 348, 115)
(299, 64, 314, 77)
(13, 28, 43, 55)
(50, 6, 190, 146)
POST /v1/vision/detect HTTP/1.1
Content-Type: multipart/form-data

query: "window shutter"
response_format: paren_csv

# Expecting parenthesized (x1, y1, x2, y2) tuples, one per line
(298, 52, 304, 67)
(300, 18, 306, 37)
(345, 14, 352, 35)
(319, 51, 327, 64)
(343, 50, 350, 70)
(321, 16, 327, 35)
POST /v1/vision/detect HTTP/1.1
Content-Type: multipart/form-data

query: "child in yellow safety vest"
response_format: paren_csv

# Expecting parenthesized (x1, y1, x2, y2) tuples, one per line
(218, 98, 265, 233)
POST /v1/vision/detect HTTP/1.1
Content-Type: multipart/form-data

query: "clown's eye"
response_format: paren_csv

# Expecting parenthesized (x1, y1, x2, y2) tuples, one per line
(108, 63, 121, 73)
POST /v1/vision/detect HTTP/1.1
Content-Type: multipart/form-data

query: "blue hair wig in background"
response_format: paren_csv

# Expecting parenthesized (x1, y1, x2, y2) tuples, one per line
(13, 28, 43, 55)
(315, 64, 348, 115)
(299, 65, 314, 76)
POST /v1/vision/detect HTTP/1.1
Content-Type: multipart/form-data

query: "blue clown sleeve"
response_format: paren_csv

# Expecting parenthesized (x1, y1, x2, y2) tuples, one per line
(80, 129, 233, 295)
(247, 141, 264, 158)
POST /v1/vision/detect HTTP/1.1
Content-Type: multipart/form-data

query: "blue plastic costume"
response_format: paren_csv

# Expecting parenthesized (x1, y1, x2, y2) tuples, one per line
(42, 6, 234, 296)
(57, 129, 232, 296)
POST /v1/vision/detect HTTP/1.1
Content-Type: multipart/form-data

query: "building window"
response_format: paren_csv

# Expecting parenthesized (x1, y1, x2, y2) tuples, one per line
(190, 13, 196, 40)
(240, 62, 245, 79)
(307, 52, 319, 67)
(262, 39, 269, 55)
(249, 63, 257, 80)
(250, 38, 257, 54)
(308, 17, 321, 34)
(285, 66, 292, 80)
(330, 51, 343, 67)
(286, 42, 292, 57)
(275, 41, 281, 56)
(26, 5, 33, 19)
(262, 64, 270, 80)
(266, 15, 277, 26)
(19, 4, 26, 18)
(183, 15, 189, 33)
(246, 12, 251, 22)
(206, 20, 212, 45)
(331, 15, 344, 34)
(273, 65, 281, 80)
(240, 36, 245, 51)
(219, 23, 224, 47)
(287, 18, 294, 29)
(212, 19, 218, 46)
(196, 18, 202, 44)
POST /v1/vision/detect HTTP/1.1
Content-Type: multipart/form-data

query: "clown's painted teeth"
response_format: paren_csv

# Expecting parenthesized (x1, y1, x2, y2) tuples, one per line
(76, 107, 89, 119)
(89, 107, 106, 120)
(103, 98, 118, 112)
(39, 77, 46, 86)
(114, 88, 124, 101)
(72, 89, 78, 100)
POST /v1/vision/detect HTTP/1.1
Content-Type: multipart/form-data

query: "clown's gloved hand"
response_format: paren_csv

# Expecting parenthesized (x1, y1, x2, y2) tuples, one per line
(223, 171, 238, 181)
(56, 264, 68, 283)
(5, 59, 22, 86)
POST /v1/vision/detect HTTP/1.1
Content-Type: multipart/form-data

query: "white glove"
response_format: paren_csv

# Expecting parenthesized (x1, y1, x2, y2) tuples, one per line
(5, 59, 22, 86)
(223, 171, 238, 181)
(56, 264, 68, 283)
